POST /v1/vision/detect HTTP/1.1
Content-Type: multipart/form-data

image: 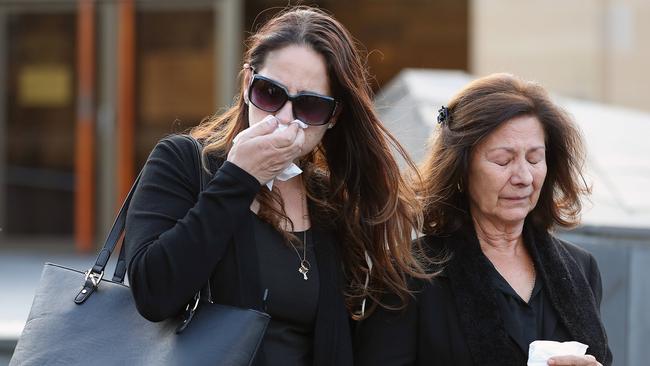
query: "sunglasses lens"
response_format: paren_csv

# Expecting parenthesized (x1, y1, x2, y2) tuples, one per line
(294, 95, 335, 125)
(250, 78, 287, 112)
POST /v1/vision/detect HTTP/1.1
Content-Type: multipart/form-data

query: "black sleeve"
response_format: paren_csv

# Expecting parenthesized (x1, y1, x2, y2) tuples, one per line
(124, 135, 261, 321)
(354, 294, 418, 366)
(587, 253, 603, 307)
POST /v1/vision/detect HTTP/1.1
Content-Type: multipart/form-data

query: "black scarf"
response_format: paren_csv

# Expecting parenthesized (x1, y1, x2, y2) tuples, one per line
(439, 222, 611, 366)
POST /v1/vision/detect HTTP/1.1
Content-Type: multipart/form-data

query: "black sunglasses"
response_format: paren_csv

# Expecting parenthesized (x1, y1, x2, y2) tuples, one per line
(247, 73, 338, 126)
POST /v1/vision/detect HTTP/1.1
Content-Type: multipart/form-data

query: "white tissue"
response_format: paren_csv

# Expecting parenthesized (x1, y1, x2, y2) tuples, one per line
(527, 340, 589, 366)
(265, 120, 308, 190)
(231, 118, 308, 190)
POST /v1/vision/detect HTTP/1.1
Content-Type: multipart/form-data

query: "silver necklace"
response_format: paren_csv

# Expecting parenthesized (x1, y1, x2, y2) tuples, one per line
(288, 185, 310, 280)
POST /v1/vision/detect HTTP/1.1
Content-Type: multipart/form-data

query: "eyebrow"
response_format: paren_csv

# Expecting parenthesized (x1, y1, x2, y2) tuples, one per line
(487, 146, 546, 153)
(257, 73, 330, 97)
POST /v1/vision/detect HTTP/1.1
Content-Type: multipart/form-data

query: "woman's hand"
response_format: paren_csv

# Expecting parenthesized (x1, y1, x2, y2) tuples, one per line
(548, 354, 602, 366)
(227, 115, 305, 184)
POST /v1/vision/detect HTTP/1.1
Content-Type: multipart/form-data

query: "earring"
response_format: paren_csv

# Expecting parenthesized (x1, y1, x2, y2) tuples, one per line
(457, 180, 463, 193)
(327, 123, 334, 129)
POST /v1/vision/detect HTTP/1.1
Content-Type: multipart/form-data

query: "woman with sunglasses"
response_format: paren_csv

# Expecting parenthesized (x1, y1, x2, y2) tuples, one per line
(124, 6, 426, 366)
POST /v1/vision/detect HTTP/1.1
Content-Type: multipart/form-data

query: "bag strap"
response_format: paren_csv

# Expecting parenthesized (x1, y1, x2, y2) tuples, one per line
(112, 135, 209, 283)
(74, 168, 141, 303)
(187, 135, 214, 304)
(176, 135, 215, 333)
(75, 134, 210, 306)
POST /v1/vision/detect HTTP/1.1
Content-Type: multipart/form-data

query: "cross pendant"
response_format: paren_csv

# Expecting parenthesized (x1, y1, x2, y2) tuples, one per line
(299, 264, 309, 280)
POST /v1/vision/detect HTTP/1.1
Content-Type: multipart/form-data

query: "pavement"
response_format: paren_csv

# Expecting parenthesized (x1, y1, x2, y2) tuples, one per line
(0, 245, 96, 364)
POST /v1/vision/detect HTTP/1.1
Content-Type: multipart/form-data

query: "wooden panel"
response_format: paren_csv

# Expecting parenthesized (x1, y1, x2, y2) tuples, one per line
(244, 0, 469, 90)
(135, 10, 215, 169)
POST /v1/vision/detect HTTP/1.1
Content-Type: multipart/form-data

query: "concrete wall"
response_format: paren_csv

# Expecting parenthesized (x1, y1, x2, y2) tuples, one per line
(560, 227, 650, 366)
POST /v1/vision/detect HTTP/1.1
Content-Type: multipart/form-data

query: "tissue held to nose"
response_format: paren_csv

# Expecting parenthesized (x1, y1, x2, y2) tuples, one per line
(275, 119, 309, 131)
(265, 119, 308, 189)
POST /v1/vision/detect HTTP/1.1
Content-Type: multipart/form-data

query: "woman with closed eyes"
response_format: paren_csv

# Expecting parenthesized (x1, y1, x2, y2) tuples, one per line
(124, 6, 427, 366)
(355, 73, 612, 366)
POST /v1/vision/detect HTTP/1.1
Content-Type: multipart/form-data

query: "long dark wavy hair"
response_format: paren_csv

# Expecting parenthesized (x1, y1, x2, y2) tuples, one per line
(191, 7, 427, 318)
(418, 73, 590, 235)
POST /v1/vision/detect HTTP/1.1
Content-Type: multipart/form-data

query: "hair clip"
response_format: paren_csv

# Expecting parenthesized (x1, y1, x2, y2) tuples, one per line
(437, 106, 451, 125)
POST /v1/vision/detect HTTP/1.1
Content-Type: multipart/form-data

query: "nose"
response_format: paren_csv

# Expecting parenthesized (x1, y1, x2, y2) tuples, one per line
(510, 160, 533, 186)
(274, 100, 294, 124)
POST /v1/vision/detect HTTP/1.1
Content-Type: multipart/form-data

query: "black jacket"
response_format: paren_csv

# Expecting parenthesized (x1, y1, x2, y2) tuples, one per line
(125, 135, 353, 366)
(355, 223, 612, 366)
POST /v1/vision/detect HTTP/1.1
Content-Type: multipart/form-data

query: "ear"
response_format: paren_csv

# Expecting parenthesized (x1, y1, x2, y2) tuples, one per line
(243, 76, 251, 105)
(242, 63, 251, 104)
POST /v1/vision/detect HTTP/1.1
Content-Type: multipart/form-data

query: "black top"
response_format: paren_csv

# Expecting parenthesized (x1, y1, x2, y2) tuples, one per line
(486, 260, 570, 356)
(354, 224, 612, 366)
(253, 215, 319, 366)
(125, 135, 353, 366)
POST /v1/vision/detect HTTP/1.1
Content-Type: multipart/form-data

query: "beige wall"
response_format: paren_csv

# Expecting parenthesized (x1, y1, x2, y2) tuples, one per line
(470, 0, 650, 111)
(608, 1, 650, 109)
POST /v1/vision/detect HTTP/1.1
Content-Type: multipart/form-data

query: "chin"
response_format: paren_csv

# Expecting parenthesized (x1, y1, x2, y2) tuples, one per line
(497, 210, 529, 225)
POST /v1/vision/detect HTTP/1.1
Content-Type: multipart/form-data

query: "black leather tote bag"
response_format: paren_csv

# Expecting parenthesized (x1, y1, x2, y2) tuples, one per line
(10, 135, 269, 366)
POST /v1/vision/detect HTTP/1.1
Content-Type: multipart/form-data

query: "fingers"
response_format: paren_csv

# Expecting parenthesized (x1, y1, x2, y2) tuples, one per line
(233, 115, 278, 144)
(226, 117, 306, 184)
(235, 116, 304, 149)
(265, 125, 304, 165)
(255, 119, 305, 154)
(585, 355, 599, 363)
(548, 354, 601, 366)
(270, 121, 301, 148)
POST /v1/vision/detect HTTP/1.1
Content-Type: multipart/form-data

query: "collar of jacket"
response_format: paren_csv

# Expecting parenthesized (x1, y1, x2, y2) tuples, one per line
(434, 220, 610, 366)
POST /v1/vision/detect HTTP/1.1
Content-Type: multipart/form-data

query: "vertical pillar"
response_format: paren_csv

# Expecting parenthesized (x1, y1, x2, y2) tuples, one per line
(97, 2, 118, 237)
(75, 0, 96, 252)
(216, 0, 243, 108)
(0, 10, 6, 242)
(116, 0, 135, 205)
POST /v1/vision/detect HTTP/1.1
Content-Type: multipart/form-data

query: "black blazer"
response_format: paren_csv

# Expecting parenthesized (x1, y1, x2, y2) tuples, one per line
(355, 223, 612, 366)
(125, 135, 353, 366)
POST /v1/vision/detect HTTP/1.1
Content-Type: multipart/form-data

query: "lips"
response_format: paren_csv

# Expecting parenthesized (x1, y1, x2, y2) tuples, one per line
(501, 195, 529, 201)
